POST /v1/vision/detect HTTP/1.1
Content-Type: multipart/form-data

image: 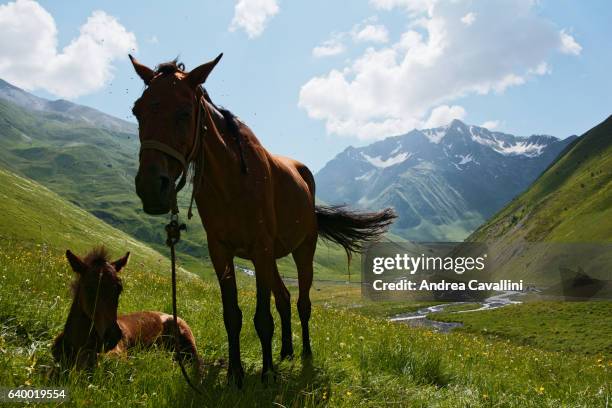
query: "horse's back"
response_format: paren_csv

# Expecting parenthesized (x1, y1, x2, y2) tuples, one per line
(117, 311, 198, 356)
(116, 311, 165, 348)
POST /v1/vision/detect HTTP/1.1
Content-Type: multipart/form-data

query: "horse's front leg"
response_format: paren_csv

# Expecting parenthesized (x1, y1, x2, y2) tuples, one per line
(209, 240, 244, 387)
(252, 255, 276, 382)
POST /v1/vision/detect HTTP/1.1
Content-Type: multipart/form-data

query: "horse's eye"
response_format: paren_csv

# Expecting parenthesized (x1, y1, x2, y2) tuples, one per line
(176, 110, 191, 121)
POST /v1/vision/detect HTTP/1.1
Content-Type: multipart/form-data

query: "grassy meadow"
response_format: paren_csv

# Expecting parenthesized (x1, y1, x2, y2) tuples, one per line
(428, 301, 612, 356)
(0, 153, 611, 407)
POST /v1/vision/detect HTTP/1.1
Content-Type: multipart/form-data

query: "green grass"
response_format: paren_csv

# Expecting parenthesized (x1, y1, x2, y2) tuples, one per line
(0, 166, 610, 406)
(429, 301, 612, 356)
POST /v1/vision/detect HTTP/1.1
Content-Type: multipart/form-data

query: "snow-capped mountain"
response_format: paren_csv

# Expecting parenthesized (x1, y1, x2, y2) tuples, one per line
(315, 119, 576, 241)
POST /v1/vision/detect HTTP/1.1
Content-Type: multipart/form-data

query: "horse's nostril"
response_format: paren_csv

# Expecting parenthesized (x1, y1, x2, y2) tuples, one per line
(159, 175, 170, 194)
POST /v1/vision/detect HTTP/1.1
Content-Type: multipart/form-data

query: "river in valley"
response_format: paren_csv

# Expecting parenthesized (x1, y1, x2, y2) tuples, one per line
(389, 291, 523, 332)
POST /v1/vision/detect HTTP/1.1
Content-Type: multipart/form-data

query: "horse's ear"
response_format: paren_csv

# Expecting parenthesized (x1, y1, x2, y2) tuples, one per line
(129, 54, 155, 85)
(112, 252, 130, 273)
(186, 53, 223, 87)
(66, 250, 87, 274)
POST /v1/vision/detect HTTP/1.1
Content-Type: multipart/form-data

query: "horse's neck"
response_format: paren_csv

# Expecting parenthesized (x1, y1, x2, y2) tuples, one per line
(63, 296, 95, 348)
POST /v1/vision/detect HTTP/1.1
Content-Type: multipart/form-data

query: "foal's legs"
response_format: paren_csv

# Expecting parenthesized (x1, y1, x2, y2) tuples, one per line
(209, 240, 244, 387)
(292, 235, 316, 358)
(271, 264, 293, 360)
(252, 256, 276, 380)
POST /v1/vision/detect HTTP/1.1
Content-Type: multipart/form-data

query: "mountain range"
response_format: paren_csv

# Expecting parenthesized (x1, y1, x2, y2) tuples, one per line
(0, 78, 136, 134)
(316, 120, 576, 241)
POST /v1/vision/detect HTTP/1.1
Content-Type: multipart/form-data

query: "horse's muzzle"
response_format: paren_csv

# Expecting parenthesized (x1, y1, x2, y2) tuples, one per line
(135, 166, 173, 215)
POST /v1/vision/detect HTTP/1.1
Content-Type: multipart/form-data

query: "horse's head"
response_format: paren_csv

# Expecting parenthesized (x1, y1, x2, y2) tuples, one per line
(65, 248, 130, 350)
(129, 54, 222, 215)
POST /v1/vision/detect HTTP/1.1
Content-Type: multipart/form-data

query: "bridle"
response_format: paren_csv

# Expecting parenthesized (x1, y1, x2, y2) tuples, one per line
(138, 86, 207, 218)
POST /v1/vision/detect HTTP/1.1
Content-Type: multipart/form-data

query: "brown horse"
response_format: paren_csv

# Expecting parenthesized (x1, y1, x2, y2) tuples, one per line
(52, 247, 201, 372)
(129, 54, 395, 385)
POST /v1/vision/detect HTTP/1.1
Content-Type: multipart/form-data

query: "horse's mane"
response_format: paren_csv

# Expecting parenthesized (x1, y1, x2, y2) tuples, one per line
(154, 58, 185, 76)
(83, 246, 110, 266)
(69, 246, 111, 297)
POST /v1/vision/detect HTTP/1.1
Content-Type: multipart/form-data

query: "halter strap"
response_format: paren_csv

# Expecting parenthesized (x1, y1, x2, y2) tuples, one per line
(139, 140, 188, 170)
(139, 89, 206, 216)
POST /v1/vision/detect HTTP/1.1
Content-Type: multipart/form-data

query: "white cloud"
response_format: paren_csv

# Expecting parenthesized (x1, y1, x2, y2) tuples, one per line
(299, 0, 581, 140)
(229, 0, 279, 38)
(313, 37, 346, 58)
(461, 12, 476, 26)
(312, 19, 389, 58)
(423, 105, 466, 128)
(0, 0, 136, 99)
(370, 0, 433, 14)
(353, 24, 389, 43)
(481, 120, 500, 130)
(559, 29, 582, 55)
(148, 35, 159, 44)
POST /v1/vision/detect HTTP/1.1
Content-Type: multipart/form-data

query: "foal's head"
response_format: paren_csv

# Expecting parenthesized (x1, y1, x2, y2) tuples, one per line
(129, 53, 222, 215)
(65, 247, 130, 349)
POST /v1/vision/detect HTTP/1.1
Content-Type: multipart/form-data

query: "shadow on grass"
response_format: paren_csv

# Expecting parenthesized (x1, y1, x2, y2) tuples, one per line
(166, 357, 331, 407)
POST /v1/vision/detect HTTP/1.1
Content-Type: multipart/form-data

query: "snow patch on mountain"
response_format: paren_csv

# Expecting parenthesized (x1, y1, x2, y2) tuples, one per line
(355, 170, 376, 181)
(456, 154, 475, 165)
(361, 152, 411, 168)
(468, 126, 546, 157)
(422, 128, 447, 144)
(495, 141, 546, 157)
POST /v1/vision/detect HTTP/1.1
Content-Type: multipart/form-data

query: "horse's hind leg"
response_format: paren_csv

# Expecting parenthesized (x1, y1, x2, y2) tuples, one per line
(292, 235, 316, 358)
(271, 264, 293, 360)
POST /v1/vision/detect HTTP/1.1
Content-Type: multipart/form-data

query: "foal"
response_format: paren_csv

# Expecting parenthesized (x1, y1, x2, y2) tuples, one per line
(52, 247, 201, 372)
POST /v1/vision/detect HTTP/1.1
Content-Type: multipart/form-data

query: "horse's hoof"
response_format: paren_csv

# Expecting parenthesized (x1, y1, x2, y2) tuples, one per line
(261, 368, 277, 384)
(280, 348, 294, 361)
(227, 365, 245, 388)
(301, 348, 313, 360)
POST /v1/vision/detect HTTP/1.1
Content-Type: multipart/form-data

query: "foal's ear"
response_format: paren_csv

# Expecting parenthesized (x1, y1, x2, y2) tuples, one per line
(112, 252, 131, 273)
(186, 53, 223, 88)
(129, 54, 155, 85)
(66, 250, 87, 274)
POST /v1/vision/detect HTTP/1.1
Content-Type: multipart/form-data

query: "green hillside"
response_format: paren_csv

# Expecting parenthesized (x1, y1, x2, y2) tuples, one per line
(468, 115, 612, 282)
(0, 166, 609, 407)
(0, 167, 173, 268)
(0, 97, 356, 280)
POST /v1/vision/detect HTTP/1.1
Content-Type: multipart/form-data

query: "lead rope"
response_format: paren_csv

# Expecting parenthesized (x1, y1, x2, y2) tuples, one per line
(166, 212, 204, 395)
(162, 92, 206, 394)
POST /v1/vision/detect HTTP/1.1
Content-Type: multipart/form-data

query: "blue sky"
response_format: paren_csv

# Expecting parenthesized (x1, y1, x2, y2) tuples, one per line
(0, 0, 610, 171)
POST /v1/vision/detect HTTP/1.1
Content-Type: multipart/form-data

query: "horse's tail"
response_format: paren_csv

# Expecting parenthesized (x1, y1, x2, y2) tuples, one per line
(315, 205, 396, 262)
